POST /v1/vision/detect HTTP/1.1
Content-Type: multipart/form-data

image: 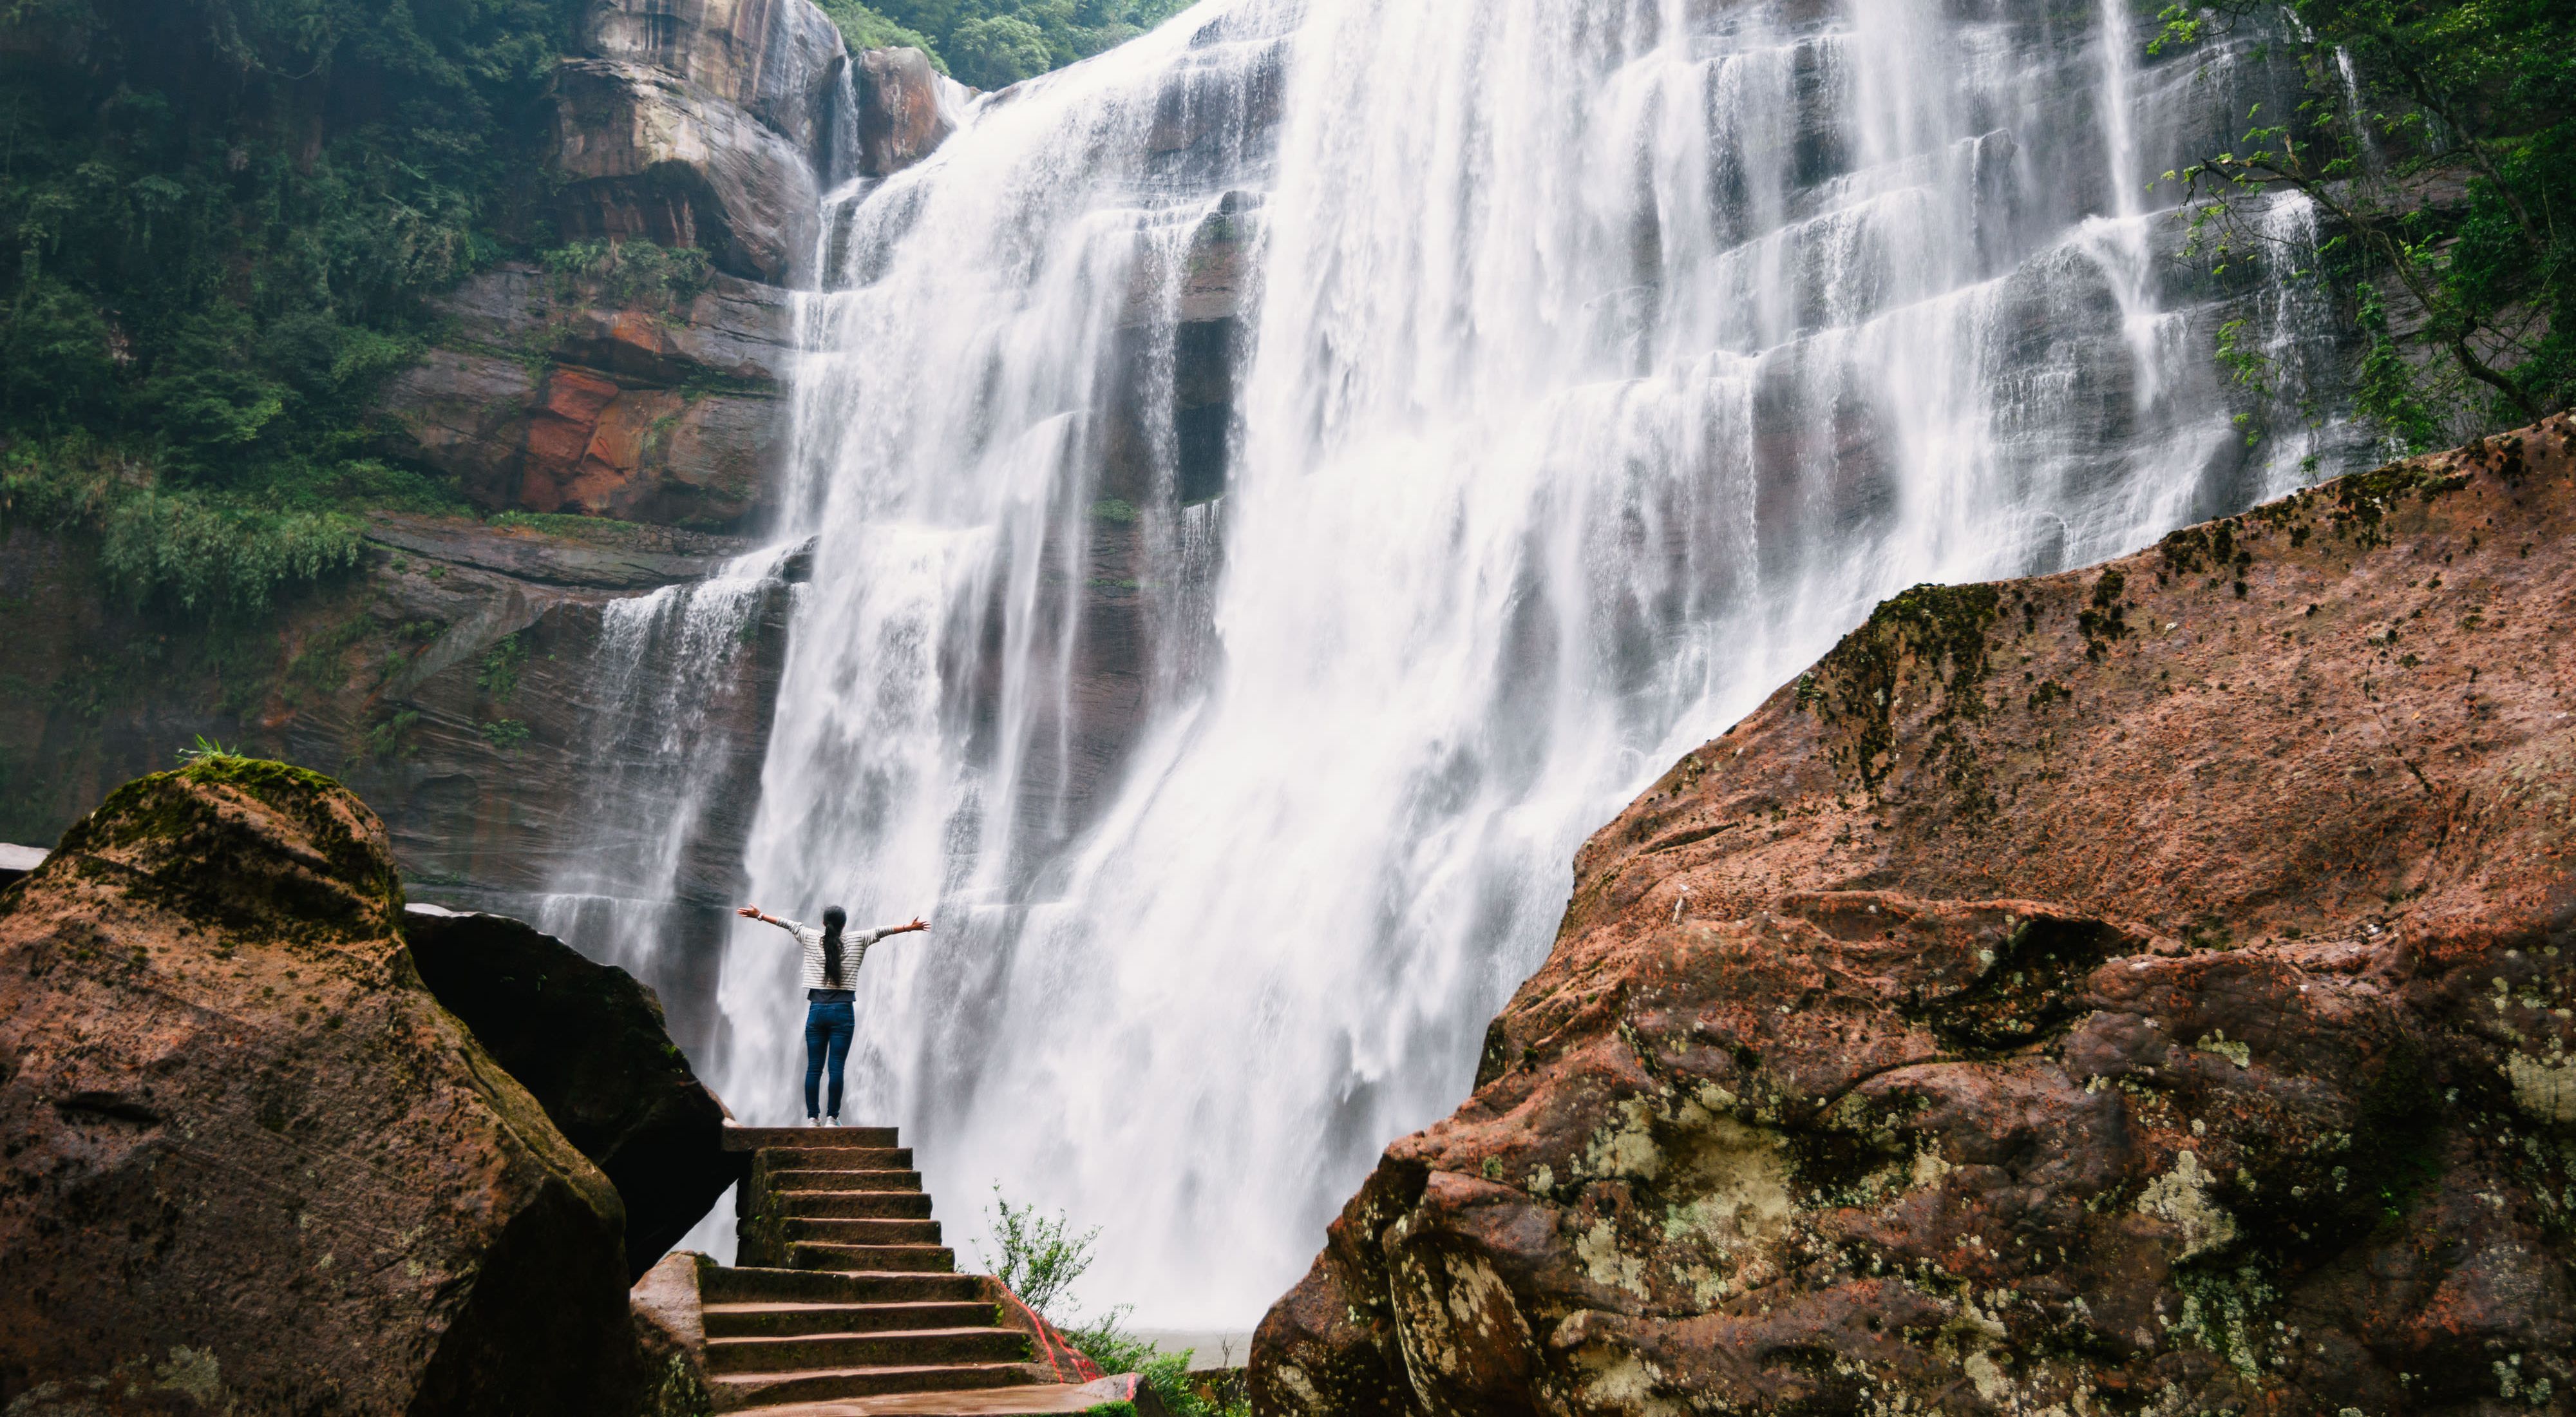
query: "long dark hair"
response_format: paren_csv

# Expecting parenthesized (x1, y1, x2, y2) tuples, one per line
(820, 906, 848, 988)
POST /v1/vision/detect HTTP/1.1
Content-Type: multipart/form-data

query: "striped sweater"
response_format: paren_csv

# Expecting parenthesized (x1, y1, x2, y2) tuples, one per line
(766, 917, 898, 992)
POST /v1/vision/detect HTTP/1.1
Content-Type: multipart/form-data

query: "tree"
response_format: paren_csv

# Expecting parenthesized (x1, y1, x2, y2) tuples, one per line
(942, 14, 1054, 88)
(2156, 0, 2575, 447)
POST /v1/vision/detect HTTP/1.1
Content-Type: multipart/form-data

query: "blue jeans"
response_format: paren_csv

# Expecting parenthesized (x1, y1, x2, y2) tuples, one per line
(803, 997, 855, 1119)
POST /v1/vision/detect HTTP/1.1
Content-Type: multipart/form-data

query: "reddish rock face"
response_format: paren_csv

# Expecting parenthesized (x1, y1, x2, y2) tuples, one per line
(1254, 418, 2576, 1417)
(855, 46, 958, 177)
(0, 761, 637, 1415)
(372, 263, 791, 530)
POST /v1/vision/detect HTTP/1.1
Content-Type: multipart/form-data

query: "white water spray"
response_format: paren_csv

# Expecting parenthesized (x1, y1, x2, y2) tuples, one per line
(712, 0, 2358, 1324)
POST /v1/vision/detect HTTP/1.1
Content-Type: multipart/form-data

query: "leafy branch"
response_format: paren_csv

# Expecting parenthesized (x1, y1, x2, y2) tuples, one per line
(2152, 0, 2574, 444)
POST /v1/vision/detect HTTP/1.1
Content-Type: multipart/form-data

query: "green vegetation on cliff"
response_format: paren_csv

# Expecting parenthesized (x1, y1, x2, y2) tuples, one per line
(0, 0, 576, 459)
(0, 0, 1197, 618)
(0, 0, 580, 609)
(814, 0, 1197, 91)
(2160, 0, 2575, 447)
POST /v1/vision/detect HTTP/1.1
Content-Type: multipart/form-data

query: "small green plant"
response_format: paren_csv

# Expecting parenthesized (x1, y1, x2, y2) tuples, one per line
(478, 719, 530, 754)
(360, 710, 422, 763)
(175, 734, 244, 765)
(1089, 498, 1139, 524)
(540, 239, 715, 307)
(978, 1188, 1099, 1322)
(477, 634, 529, 703)
(978, 1190, 1245, 1417)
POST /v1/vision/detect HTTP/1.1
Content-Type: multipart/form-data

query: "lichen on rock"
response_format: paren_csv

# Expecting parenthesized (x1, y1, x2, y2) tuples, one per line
(1251, 417, 2576, 1417)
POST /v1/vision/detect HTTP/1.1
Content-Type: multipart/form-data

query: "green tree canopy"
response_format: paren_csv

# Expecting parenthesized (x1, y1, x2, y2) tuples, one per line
(2159, 0, 2575, 447)
(813, 0, 1197, 90)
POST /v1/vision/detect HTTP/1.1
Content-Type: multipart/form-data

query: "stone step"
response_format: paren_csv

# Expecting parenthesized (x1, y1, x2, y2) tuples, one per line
(706, 1327, 1030, 1375)
(790, 1242, 954, 1274)
(764, 1146, 912, 1170)
(703, 1268, 984, 1306)
(773, 1168, 923, 1193)
(750, 1388, 1133, 1417)
(708, 1362, 1035, 1411)
(789, 1217, 942, 1246)
(703, 1300, 998, 1340)
(776, 1189, 934, 1220)
(726, 1125, 901, 1150)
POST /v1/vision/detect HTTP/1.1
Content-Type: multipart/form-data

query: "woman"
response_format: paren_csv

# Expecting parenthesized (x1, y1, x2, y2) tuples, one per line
(736, 904, 930, 1126)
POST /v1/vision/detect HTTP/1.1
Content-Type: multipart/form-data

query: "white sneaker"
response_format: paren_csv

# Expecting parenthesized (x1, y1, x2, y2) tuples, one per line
(824, 1115, 842, 1127)
(804, 1116, 822, 1128)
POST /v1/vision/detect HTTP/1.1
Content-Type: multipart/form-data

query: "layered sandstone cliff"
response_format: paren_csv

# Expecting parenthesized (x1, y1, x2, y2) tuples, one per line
(1254, 419, 2576, 1416)
(1, 0, 961, 1045)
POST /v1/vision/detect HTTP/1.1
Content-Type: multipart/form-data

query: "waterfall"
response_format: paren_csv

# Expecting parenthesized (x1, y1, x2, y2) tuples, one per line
(524, 547, 798, 1060)
(718, 0, 2365, 1322)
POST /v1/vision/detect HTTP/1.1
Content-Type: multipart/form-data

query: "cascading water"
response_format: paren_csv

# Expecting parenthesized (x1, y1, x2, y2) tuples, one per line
(526, 547, 798, 1058)
(717, 0, 2367, 1323)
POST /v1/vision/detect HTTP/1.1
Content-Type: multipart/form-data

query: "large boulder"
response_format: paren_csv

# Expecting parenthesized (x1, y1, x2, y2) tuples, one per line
(852, 46, 961, 178)
(1253, 418, 2576, 1416)
(582, 0, 851, 161)
(404, 905, 739, 1279)
(551, 57, 820, 284)
(0, 760, 636, 1414)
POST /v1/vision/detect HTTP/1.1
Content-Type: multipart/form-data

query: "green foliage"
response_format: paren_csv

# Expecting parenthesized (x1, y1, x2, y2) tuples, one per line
(811, 0, 943, 61)
(1061, 1315, 1233, 1417)
(0, 0, 577, 535)
(477, 634, 529, 703)
(2155, 0, 2576, 446)
(811, 0, 1198, 90)
(175, 734, 245, 765)
(359, 708, 421, 763)
(540, 240, 714, 307)
(949, 14, 1054, 88)
(976, 1186, 1099, 1321)
(283, 613, 372, 706)
(974, 1192, 1245, 1417)
(488, 508, 661, 544)
(0, 440, 393, 614)
(477, 718, 529, 753)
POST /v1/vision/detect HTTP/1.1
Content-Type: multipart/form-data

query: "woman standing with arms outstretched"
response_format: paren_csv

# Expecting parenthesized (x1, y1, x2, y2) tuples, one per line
(736, 904, 929, 1126)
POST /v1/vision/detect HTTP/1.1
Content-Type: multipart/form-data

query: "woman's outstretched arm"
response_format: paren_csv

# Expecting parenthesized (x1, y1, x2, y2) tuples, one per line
(736, 906, 803, 933)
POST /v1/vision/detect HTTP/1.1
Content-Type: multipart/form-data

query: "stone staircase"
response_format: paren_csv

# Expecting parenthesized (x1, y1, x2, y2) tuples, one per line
(703, 1127, 1051, 1411)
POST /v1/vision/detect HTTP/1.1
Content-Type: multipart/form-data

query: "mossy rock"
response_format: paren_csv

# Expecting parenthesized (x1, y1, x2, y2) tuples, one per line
(50, 756, 403, 949)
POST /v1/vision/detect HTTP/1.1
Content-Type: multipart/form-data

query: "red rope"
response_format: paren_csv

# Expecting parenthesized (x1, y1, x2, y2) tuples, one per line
(994, 1283, 1106, 1384)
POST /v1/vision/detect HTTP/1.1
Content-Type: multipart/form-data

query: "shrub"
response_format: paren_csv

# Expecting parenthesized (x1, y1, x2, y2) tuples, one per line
(2159, 0, 2576, 444)
(810, 1, 1200, 84)
(978, 1188, 1247, 1417)
(540, 240, 715, 308)
(976, 1187, 1099, 1321)
(946, 15, 1054, 89)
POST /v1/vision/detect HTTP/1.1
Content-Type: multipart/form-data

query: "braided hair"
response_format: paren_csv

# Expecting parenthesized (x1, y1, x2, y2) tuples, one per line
(821, 906, 848, 988)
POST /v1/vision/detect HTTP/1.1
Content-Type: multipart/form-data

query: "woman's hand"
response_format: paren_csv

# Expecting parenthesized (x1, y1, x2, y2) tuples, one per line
(902, 917, 929, 933)
(737, 906, 766, 921)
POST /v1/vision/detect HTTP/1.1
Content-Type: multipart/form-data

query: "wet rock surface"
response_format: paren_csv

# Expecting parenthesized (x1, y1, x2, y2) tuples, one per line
(582, 0, 852, 164)
(375, 263, 793, 531)
(0, 761, 636, 1414)
(404, 905, 739, 1279)
(853, 46, 962, 178)
(549, 56, 822, 285)
(1255, 418, 2576, 1417)
(0, 519, 798, 1060)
